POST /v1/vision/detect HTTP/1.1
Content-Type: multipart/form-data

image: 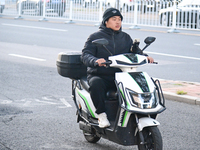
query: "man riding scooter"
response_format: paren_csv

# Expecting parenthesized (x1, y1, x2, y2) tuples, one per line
(82, 7, 154, 128)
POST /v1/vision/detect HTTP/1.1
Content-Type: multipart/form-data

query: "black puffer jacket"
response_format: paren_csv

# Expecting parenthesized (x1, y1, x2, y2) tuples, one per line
(82, 23, 141, 80)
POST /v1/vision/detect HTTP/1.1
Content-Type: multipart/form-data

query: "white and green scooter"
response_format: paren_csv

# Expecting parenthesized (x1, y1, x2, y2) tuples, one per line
(57, 37, 166, 150)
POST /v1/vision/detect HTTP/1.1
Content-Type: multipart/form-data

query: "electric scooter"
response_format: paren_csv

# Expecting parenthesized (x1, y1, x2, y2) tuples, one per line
(56, 37, 166, 150)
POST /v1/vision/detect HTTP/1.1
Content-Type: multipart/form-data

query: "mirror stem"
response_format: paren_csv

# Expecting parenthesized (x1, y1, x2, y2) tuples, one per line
(103, 45, 113, 56)
(142, 44, 150, 51)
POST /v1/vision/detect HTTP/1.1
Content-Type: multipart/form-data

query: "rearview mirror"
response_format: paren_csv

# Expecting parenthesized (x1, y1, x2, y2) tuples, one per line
(144, 37, 156, 45)
(92, 38, 109, 46)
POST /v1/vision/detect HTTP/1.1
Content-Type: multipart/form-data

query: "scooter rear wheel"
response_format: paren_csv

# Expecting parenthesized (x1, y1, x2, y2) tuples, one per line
(83, 131, 101, 143)
(137, 126, 162, 150)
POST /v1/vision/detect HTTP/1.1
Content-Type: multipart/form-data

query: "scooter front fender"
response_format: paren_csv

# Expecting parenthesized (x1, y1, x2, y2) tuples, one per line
(138, 117, 160, 131)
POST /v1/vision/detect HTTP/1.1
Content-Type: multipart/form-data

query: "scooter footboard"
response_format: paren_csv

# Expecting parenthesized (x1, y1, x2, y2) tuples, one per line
(138, 117, 160, 131)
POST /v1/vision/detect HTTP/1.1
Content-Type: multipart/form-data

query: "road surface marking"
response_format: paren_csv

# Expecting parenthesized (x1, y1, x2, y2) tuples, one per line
(60, 98, 72, 107)
(58, 106, 68, 108)
(0, 100, 12, 104)
(9, 54, 46, 61)
(2, 23, 68, 32)
(35, 99, 58, 105)
(23, 101, 32, 107)
(146, 51, 200, 61)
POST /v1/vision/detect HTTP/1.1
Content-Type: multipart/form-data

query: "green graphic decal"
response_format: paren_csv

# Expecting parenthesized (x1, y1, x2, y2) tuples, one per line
(128, 72, 149, 93)
(143, 73, 151, 92)
(124, 54, 138, 63)
(120, 88, 125, 99)
(122, 111, 128, 127)
(119, 88, 130, 109)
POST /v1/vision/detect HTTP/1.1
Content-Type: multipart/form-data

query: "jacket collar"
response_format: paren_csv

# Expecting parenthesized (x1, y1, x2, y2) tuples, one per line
(99, 22, 121, 35)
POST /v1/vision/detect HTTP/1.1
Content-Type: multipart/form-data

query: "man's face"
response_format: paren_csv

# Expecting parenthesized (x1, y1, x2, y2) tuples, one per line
(106, 16, 122, 31)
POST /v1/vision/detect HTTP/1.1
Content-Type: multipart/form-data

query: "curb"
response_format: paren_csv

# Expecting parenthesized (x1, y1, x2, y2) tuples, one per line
(163, 91, 200, 106)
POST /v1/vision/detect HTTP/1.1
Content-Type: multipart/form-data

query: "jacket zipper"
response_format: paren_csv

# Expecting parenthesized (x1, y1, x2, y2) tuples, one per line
(112, 32, 115, 55)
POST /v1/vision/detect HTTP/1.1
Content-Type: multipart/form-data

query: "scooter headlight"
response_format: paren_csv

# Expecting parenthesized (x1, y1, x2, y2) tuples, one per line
(127, 89, 158, 109)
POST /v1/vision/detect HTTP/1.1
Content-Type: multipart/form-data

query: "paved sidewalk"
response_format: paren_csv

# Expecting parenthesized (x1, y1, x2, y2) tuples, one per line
(159, 79, 200, 106)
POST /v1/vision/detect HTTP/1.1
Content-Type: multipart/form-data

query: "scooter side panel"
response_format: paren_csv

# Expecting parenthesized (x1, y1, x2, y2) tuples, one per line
(117, 108, 131, 127)
(104, 114, 138, 146)
(75, 88, 98, 118)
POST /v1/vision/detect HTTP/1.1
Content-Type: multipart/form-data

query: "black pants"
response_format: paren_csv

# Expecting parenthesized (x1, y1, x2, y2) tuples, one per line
(88, 76, 116, 114)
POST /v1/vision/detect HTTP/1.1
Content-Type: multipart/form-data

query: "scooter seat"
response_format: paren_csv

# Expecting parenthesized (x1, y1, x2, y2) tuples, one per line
(80, 76, 90, 92)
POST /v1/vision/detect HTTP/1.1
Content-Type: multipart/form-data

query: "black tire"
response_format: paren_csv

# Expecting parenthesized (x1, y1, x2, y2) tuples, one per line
(138, 126, 162, 150)
(83, 131, 101, 143)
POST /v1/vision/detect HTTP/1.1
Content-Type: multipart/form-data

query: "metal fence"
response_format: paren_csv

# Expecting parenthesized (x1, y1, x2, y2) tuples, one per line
(2, 0, 200, 30)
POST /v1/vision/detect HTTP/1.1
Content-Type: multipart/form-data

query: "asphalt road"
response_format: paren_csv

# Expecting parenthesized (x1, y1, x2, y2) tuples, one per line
(0, 18, 200, 150)
(1, 18, 200, 82)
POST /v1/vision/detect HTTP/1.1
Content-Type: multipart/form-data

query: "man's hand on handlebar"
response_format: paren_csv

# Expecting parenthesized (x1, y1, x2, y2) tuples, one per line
(147, 56, 154, 63)
(95, 58, 106, 67)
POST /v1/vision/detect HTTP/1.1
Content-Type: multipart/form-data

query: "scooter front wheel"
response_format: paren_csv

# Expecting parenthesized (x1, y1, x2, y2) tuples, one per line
(83, 131, 101, 143)
(137, 126, 162, 150)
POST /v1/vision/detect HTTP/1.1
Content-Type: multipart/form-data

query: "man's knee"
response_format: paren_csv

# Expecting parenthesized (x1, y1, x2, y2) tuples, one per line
(89, 76, 105, 90)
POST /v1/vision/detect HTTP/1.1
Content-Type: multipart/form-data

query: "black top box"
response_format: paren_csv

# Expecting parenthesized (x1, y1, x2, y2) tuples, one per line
(56, 52, 87, 79)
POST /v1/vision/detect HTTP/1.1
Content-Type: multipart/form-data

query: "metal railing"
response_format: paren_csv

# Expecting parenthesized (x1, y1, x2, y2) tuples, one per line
(2, 0, 200, 31)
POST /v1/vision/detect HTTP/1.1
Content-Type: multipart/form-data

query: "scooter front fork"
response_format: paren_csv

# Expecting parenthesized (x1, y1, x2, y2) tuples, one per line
(135, 114, 145, 144)
(135, 114, 160, 144)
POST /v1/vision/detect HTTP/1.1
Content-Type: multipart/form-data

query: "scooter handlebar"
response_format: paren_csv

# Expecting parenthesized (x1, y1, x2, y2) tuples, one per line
(148, 60, 158, 64)
(94, 60, 112, 67)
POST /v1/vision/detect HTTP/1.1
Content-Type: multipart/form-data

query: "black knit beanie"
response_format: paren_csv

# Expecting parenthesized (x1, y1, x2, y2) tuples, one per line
(102, 8, 123, 25)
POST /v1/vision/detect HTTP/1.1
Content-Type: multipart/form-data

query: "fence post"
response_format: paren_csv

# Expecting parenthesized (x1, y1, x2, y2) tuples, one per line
(95, 1, 103, 26)
(65, 0, 74, 24)
(39, 0, 48, 21)
(168, 0, 179, 33)
(129, 0, 140, 29)
(15, 0, 23, 19)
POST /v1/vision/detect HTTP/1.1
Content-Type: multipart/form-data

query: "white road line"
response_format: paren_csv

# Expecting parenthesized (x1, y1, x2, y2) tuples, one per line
(9, 54, 46, 61)
(35, 99, 58, 105)
(23, 101, 32, 107)
(0, 100, 12, 104)
(2, 23, 68, 32)
(146, 51, 200, 61)
(60, 98, 72, 107)
(194, 43, 200, 46)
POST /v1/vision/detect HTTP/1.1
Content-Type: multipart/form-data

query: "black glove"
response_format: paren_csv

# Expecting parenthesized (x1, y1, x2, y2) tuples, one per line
(131, 39, 148, 56)
(131, 38, 143, 55)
